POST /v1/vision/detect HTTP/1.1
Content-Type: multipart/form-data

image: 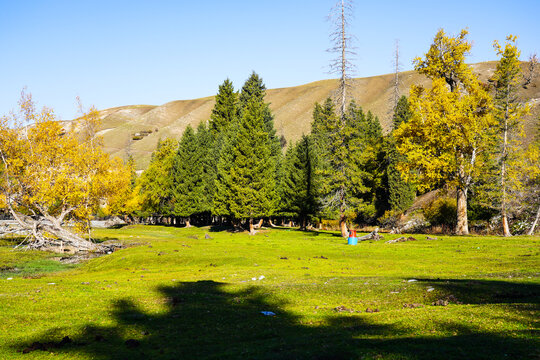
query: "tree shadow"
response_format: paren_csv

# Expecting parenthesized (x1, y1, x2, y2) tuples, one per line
(15, 280, 539, 359)
(415, 278, 540, 305)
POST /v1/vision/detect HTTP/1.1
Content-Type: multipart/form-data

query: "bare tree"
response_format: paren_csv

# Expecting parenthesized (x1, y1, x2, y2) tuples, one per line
(523, 53, 538, 89)
(326, 0, 357, 238)
(327, 0, 356, 119)
(392, 39, 402, 111)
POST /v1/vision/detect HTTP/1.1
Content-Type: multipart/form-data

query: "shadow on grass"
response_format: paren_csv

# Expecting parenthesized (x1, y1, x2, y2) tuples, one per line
(416, 278, 540, 305)
(16, 280, 539, 359)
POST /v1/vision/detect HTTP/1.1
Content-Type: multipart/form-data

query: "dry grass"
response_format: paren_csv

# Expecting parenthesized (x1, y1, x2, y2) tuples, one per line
(71, 62, 539, 170)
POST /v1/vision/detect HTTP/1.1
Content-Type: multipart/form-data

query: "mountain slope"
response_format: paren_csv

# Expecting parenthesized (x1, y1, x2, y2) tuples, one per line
(90, 62, 540, 169)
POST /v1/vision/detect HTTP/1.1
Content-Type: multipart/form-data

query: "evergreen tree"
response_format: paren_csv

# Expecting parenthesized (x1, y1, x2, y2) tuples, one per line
(209, 79, 238, 134)
(280, 135, 320, 229)
(239, 72, 281, 158)
(311, 99, 375, 236)
(381, 96, 416, 216)
(227, 98, 278, 234)
(138, 138, 177, 217)
(210, 80, 240, 220)
(195, 121, 215, 218)
(392, 95, 412, 130)
(171, 126, 205, 227)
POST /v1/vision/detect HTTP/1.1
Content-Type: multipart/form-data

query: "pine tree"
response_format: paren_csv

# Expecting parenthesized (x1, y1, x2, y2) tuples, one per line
(195, 121, 215, 219)
(392, 95, 412, 130)
(239, 72, 281, 158)
(170, 126, 206, 227)
(139, 138, 177, 217)
(228, 98, 278, 234)
(280, 135, 320, 229)
(210, 80, 240, 221)
(311, 99, 374, 236)
(209, 79, 238, 134)
(384, 96, 415, 214)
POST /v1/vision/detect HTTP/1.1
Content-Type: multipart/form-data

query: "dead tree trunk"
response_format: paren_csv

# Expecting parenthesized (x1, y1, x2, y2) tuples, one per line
(527, 204, 540, 235)
(249, 217, 256, 235)
(456, 186, 469, 235)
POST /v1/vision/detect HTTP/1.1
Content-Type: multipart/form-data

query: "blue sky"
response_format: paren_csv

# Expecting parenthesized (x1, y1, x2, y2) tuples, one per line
(1, 0, 539, 120)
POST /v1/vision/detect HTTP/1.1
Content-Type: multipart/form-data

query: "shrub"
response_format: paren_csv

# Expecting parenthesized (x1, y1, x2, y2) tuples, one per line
(424, 197, 457, 229)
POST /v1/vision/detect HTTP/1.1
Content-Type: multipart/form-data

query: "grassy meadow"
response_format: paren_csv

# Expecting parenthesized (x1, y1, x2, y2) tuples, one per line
(0, 225, 538, 359)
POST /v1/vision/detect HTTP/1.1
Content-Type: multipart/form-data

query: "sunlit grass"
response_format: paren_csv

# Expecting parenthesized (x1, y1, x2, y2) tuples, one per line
(0, 225, 538, 359)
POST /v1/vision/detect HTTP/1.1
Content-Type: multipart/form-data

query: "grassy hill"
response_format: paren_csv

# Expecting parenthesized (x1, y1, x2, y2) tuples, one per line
(1, 226, 538, 359)
(86, 62, 540, 170)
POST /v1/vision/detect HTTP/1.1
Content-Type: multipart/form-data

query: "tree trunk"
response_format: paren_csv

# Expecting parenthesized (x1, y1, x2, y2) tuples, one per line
(253, 218, 263, 229)
(339, 214, 348, 238)
(8, 208, 98, 251)
(456, 186, 469, 235)
(300, 217, 307, 231)
(502, 210, 511, 237)
(527, 204, 540, 235)
(249, 217, 256, 235)
(501, 108, 511, 237)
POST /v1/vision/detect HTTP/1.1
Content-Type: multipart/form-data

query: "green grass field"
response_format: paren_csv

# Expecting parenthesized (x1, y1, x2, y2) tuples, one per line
(0, 226, 538, 359)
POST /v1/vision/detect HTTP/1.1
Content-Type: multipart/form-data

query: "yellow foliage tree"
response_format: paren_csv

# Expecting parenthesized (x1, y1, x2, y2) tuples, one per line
(394, 29, 495, 235)
(0, 90, 132, 251)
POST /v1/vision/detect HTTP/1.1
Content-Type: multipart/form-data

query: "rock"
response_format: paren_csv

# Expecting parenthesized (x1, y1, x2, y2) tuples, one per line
(403, 303, 423, 309)
(365, 308, 379, 313)
(204, 233, 212, 239)
(386, 236, 417, 244)
(432, 299, 449, 306)
(334, 305, 354, 313)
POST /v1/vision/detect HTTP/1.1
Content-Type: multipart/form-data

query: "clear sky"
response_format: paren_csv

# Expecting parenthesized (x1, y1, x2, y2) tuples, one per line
(1, 0, 539, 120)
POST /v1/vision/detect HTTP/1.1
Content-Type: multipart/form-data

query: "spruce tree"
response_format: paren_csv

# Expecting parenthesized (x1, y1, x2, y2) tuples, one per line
(383, 96, 415, 215)
(210, 80, 240, 221)
(171, 126, 205, 227)
(392, 95, 412, 130)
(195, 121, 215, 219)
(138, 138, 177, 217)
(311, 99, 374, 235)
(280, 135, 320, 229)
(239, 72, 281, 158)
(209, 79, 238, 134)
(228, 98, 278, 234)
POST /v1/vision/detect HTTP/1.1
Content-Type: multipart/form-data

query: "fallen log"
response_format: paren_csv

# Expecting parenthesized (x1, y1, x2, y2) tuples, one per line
(358, 228, 383, 241)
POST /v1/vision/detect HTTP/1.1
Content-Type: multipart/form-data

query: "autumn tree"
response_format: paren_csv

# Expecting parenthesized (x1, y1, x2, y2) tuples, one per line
(489, 35, 529, 236)
(395, 29, 494, 235)
(0, 91, 131, 251)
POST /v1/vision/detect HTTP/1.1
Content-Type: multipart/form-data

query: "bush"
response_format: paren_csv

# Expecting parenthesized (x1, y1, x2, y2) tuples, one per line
(424, 197, 457, 229)
(378, 210, 401, 229)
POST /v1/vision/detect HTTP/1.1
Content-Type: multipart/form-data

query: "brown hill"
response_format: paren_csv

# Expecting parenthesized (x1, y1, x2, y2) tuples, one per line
(89, 62, 540, 170)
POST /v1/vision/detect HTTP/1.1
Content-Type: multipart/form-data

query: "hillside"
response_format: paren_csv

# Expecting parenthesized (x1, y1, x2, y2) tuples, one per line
(87, 62, 540, 170)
